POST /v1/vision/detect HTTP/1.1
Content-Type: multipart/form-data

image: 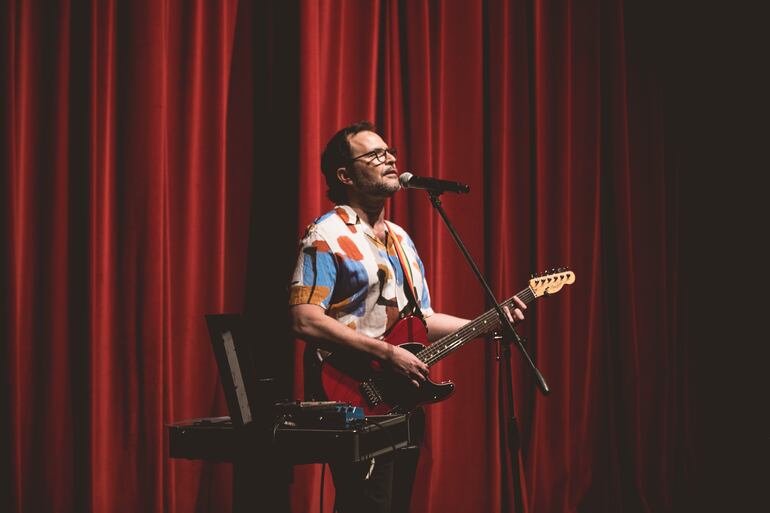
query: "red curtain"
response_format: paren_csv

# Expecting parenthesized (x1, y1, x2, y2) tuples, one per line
(3, 1, 694, 512)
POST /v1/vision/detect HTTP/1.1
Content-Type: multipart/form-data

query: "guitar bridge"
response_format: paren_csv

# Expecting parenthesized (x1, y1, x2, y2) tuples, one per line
(360, 379, 384, 407)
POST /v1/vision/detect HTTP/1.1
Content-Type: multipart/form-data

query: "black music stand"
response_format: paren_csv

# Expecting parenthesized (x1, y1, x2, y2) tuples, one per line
(205, 313, 263, 426)
(204, 313, 290, 513)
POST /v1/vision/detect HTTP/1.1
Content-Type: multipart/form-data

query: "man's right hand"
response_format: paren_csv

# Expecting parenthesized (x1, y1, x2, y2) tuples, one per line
(384, 344, 430, 388)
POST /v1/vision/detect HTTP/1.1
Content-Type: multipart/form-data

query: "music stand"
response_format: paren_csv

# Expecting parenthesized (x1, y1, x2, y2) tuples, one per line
(204, 313, 290, 513)
(205, 313, 262, 427)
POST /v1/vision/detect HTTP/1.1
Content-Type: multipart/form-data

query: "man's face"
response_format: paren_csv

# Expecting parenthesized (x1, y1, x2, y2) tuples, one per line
(343, 130, 400, 199)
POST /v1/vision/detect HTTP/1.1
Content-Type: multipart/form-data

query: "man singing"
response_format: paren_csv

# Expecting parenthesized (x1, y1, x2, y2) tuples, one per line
(289, 121, 526, 512)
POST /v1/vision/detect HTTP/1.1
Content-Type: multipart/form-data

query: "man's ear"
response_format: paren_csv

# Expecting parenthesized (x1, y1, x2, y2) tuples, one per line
(336, 166, 353, 186)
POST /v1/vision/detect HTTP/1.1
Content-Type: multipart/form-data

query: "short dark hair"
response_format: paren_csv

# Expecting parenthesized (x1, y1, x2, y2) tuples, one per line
(320, 120, 376, 204)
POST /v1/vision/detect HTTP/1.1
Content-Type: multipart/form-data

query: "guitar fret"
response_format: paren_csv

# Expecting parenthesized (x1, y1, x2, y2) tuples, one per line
(421, 288, 532, 366)
(416, 271, 573, 366)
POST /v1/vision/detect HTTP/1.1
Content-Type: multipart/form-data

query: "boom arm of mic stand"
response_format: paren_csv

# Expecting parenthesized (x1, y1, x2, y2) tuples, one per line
(426, 192, 550, 395)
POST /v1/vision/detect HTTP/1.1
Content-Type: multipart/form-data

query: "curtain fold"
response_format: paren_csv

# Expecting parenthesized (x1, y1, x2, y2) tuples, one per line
(2, 1, 689, 512)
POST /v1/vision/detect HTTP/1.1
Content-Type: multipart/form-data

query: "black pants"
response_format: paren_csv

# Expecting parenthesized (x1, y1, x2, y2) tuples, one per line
(329, 444, 421, 513)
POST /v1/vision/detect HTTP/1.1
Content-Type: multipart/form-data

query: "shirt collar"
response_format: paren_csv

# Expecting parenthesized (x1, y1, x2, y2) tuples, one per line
(334, 204, 360, 226)
(335, 204, 389, 248)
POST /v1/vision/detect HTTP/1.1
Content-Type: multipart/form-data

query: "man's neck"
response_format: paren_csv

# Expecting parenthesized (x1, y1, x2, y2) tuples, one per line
(346, 197, 387, 228)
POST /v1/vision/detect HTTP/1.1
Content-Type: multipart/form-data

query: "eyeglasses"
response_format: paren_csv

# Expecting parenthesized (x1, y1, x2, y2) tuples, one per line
(348, 147, 397, 165)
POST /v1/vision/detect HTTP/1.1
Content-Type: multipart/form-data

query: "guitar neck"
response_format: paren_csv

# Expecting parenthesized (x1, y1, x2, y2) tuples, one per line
(416, 287, 536, 366)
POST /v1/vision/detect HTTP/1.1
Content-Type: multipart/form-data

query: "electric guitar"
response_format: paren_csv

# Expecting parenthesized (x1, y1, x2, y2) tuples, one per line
(319, 269, 575, 414)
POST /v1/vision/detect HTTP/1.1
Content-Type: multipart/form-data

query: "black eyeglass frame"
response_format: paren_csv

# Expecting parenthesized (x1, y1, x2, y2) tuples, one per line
(347, 147, 398, 165)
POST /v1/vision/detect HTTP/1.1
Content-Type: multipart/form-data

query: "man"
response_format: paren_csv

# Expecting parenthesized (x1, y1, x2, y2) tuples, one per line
(289, 121, 526, 512)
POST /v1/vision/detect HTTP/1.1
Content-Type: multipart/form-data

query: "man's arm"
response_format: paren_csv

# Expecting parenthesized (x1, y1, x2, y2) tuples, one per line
(290, 303, 430, 387)
(423, 313, 470, 342)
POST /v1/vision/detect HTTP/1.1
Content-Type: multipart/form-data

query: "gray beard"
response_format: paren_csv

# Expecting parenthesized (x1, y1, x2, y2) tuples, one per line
(353, 177, 400, 198)
(367, 181, 400, 198)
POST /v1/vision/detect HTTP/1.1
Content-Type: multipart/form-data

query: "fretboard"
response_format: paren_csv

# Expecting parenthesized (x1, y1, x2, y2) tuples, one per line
(416, 287, 536, 366)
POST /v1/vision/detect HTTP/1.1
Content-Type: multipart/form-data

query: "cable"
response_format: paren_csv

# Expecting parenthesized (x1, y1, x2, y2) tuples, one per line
(271, 413, 290, 442)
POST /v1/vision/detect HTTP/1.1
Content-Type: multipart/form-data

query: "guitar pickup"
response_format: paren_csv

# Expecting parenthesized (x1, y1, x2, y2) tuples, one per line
(360, 380, 384, 407)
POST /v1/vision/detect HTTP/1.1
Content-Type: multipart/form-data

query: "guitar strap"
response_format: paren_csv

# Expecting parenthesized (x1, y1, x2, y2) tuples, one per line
(384, 221, 424, 319)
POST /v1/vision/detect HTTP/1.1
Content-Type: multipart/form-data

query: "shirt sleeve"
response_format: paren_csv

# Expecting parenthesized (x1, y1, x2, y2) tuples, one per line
(289, 226, 337, 309)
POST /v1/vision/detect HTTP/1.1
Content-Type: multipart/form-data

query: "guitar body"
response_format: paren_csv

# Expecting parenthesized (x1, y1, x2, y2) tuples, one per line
(319, 316, 456, 415)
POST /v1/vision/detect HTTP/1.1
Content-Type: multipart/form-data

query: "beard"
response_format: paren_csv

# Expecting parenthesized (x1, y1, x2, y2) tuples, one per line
(366, 181, 400, 198)
(350, 172, 401, 198)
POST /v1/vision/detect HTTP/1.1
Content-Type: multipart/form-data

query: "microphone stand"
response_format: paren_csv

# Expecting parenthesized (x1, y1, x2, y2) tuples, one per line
(425, 190, 549, 512)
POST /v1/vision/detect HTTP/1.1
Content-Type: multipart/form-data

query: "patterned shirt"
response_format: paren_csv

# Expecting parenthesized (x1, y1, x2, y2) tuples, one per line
(289, 205, 434, 338)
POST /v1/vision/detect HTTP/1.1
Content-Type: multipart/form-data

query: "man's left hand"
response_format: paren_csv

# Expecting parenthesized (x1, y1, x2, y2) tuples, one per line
(503, 296, 527, 324)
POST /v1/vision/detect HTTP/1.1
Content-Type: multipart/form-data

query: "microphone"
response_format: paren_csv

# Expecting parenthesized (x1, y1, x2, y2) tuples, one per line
(398, 172, 470, 194)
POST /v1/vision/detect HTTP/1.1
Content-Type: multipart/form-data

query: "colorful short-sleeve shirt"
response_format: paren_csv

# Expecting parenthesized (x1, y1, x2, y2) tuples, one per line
(289, 205, 434, 338)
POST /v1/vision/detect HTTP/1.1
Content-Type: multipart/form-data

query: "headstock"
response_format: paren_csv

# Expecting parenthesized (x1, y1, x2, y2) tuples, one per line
(529, 268, 576, 298)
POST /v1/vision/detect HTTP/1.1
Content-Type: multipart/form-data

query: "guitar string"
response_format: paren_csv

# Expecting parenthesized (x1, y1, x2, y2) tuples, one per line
(418, 287, 537, 365)
(414, 273, 571, 364)
(420, 310, 511, 364)
(421, 293, 531, 364)
(419, 292, 525, 359)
